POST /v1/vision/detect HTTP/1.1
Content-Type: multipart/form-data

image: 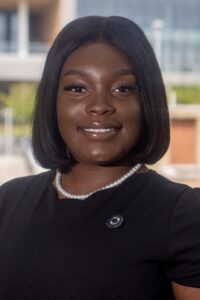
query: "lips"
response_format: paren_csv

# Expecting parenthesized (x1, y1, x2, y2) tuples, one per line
(83, 128, 116, 133)
(79, 122, 121, 141)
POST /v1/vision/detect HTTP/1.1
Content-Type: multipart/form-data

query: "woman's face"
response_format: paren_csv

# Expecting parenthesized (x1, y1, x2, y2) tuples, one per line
(56, 42, 142, 165)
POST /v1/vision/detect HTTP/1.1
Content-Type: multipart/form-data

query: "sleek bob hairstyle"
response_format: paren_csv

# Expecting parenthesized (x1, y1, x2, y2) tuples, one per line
(32, 15, 170, 170)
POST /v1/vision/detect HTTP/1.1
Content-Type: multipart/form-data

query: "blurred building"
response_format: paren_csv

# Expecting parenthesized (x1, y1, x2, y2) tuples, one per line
(0, 0, 75, 82)
(0, 0, 200, 83)
(158, 104, 200, 186)
(77, 0, 200, 86)
(0, 0, 200, 184)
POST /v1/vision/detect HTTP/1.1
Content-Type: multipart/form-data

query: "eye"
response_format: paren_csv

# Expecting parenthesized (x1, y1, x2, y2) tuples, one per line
(63, 85, 87, 93)
(113, 85, 139, 95)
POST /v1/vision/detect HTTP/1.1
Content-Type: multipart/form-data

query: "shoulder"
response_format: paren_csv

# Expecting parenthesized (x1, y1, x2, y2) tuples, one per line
(126, 169, 199, 206)
(0, 171, 54, 219)
(161, 180, 200, 286)
(145, 170, 199, 200)
(0, 170, 54, 200)
(131, 170, 200, 220)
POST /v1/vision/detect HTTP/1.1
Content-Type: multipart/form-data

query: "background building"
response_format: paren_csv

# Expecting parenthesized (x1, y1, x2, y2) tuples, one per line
(0, 0, 62, 82)
(0, 0, 200, 84)
(77, 0, 200, 84)
(0, 0, 200, 186)
(1, 0, 200, 83)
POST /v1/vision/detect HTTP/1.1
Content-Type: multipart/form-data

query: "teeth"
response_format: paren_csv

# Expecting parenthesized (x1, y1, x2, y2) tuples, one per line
(84, 128, 116, 133)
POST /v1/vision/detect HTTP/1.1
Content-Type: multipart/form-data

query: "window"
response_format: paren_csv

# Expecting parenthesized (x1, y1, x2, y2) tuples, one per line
(76, 0, 200, 71)
(0, 11, 17, 53)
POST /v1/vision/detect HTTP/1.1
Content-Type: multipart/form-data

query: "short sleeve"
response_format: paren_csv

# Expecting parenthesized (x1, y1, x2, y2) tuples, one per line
(166, 188, 200, 287)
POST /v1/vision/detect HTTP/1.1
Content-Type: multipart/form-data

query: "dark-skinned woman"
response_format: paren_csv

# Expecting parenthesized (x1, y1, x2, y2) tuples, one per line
(0, 16, 200, 300)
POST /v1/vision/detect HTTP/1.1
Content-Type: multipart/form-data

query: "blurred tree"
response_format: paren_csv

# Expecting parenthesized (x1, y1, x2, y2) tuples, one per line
(172, 86, 200, 104)
(0, 83, 36, 124)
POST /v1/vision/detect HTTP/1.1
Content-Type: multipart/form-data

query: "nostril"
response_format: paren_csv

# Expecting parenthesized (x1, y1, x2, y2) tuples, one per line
(86, 101, 116, 115)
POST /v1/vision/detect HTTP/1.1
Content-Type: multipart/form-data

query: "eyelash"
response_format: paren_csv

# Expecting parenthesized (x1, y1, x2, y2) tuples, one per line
(63, 85, 86, 93)
(113, 85, 139, 93)
(63, 84, 139, 94)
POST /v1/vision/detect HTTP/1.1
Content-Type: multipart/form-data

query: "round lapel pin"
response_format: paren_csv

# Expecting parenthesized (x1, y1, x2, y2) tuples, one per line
(106, 214, 124, 229)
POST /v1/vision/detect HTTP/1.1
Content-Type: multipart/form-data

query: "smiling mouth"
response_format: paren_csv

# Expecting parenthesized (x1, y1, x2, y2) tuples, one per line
(80, 127, 120, 140)
(83, 128, 116, 133)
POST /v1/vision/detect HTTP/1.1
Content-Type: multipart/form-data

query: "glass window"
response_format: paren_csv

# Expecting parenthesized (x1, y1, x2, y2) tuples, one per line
(29, 11, 49, 53)
(0, 11, 17, 53)
(76, 0, 200, 71)
(29, 12, 42, 43)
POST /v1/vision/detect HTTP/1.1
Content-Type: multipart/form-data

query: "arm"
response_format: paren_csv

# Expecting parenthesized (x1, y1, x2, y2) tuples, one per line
(172, 282, 200, 300)
(166, 188, 200, 298)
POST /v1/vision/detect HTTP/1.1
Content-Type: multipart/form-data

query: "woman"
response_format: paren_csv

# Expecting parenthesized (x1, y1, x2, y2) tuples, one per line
(0, 16, 200, 300)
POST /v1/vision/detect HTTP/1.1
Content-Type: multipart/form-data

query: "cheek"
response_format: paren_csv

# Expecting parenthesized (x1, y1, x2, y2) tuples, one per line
(56, 94, 81, 136)
(122, 101, 142, 136)
(56, 105, 73, 144)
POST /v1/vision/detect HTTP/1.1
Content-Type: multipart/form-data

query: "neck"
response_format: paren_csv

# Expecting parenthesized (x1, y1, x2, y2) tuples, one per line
(55, 162, 146, 198)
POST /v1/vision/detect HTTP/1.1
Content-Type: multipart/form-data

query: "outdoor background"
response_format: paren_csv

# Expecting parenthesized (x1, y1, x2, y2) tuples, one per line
(0, 0, 200, 186)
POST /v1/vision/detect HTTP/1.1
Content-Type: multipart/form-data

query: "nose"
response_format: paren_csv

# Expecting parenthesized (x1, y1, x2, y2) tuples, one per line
(85, 92, 116, 116)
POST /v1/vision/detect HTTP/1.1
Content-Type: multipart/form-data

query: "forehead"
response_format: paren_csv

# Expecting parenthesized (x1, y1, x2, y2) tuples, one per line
(60, 42, 134, 73)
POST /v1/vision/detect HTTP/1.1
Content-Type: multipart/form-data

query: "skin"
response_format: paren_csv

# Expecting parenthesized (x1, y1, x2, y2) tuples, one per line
(56, 42, 146, 194)
(172, 282, 200, 300)
(56, 42, 200, 299)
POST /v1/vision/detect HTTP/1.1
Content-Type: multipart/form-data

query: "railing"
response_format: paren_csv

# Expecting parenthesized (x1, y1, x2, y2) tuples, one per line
(0, 41, 50, 54)
(29, 42, 51, 54)
(0, 109, 13, 155)
(0, 41, 17, 53)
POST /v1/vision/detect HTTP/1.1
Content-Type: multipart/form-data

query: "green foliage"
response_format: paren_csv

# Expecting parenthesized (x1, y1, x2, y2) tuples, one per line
(0, 124, 31, 137)
(172, 86, 200, 104)
(0, 83, 37, 124)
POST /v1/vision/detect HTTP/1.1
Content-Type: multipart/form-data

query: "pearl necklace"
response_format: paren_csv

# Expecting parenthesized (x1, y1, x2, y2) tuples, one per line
(55, 163, 142, 200)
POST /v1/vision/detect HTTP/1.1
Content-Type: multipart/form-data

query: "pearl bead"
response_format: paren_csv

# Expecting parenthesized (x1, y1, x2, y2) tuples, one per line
(55, 163, 142, 200)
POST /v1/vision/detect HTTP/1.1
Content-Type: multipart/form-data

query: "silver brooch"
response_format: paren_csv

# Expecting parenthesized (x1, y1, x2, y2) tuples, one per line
(106, 215, 124, 229)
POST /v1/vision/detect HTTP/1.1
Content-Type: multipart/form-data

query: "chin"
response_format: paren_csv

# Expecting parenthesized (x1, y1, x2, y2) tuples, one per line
(73, 147, 132, 165)
(85, 153, 130, 166)
(89, 156, 115, 165)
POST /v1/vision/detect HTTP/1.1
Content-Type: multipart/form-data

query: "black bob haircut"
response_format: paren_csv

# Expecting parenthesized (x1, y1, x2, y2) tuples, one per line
(32, 15, 170, 170)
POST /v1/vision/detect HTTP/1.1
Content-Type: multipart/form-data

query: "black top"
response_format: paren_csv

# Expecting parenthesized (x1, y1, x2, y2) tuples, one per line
(0, 170, 200, 300)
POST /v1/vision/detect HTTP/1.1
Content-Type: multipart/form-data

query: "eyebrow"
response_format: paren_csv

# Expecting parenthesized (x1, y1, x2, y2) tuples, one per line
(113, 69, 136, 77)
(64, 69, 88, 77)
(63, 68, 136, 77)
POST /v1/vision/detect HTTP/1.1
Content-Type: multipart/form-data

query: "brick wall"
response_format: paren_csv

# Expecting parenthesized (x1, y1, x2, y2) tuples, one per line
(170, 119, 196, 163)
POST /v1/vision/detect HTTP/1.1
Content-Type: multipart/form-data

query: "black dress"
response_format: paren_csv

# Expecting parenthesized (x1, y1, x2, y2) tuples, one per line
(0, 170, 200, 300)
